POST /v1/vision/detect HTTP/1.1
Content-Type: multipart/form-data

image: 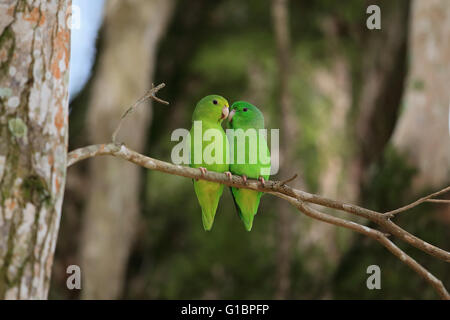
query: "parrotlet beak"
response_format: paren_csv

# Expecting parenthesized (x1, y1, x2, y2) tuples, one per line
(221, 105, 229, 120)
(228, 109, 236, 122)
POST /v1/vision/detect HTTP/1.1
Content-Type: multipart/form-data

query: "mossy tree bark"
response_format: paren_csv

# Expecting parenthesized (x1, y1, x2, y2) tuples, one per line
(0, 0, 71, 299)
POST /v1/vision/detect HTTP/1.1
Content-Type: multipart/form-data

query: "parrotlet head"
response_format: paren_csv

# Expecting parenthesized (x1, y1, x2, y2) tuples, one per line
(227, 101, 265, 130)
(192, 95, 229, 123)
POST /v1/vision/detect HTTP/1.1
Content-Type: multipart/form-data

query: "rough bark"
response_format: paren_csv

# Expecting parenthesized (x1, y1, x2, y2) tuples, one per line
(0, 0, 70, 299)
(79, 0, 174, 299)
(392, 0, 450, 192)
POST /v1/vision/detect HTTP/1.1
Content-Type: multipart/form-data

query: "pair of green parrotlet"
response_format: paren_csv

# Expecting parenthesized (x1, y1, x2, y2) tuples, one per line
(189, 95, 271, 232)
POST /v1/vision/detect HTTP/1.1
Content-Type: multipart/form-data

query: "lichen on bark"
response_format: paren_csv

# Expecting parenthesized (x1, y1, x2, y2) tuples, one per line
(0, 0, 71, 299)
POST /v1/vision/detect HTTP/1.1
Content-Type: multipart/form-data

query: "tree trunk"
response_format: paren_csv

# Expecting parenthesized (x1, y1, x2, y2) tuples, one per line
(0, 0, 71, 299)
(392, 0, 450, 192)
(79, 0, 174, 299)
(271, 0, 299, 299)
(353, 0, 410, 192)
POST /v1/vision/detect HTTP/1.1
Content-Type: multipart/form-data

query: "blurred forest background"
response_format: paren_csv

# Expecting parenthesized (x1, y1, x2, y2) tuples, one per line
(51, 0, 449, 299)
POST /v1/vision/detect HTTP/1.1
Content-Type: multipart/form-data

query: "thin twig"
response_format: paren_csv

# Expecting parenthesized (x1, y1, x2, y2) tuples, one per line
(111, 83, 169, 143)
(384, 185, 450, 217)
(278, 173, 298, 186)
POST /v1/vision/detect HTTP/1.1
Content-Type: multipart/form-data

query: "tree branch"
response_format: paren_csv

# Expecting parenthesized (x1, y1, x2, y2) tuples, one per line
(67, 143, 450, 299)
(67, 84, 450, 299)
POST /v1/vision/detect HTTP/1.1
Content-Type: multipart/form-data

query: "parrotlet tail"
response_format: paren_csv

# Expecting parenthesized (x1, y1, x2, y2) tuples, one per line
(193, 180, 224, 231)
(230, 187, 263, 231)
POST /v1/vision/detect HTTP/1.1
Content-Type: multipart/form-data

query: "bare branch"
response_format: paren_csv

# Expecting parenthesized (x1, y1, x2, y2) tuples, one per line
(67, 143, 450, 299)
(111, 83, 169, 143)
(67, 143, 450, 298)
(67, 143, 450, 264)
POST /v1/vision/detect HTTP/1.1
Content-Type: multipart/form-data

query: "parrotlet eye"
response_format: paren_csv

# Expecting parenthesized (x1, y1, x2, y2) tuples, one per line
(213, 100, 218, 105)
(243, 108, 248, 112)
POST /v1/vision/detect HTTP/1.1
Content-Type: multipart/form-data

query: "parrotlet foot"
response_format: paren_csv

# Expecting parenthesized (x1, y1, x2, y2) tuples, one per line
(225, 171, 233, 181)
(195, 167, 208, 181)
(258, 176, 265, 187)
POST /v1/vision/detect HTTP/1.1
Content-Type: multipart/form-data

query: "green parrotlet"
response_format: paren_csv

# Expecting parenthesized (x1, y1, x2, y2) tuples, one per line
(189, 95, 232, 231)
(227, 101, 271, 231)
